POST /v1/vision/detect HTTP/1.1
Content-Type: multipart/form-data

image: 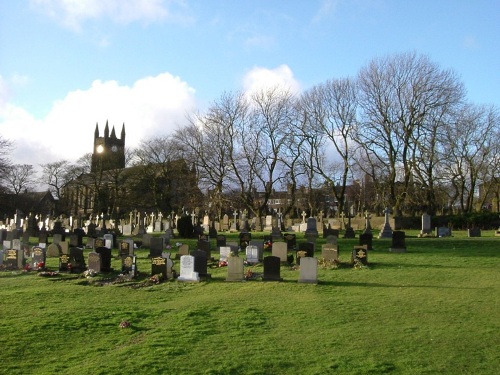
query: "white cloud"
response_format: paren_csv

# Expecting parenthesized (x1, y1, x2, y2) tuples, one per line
(312, 0, 339, 23)
(30, 0, 182, 31)
(0, 73, 196, 166)
(243, 65, 301, 97)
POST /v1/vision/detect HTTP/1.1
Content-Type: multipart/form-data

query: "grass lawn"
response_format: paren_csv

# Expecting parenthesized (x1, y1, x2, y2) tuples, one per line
(0, 231, 499, 374)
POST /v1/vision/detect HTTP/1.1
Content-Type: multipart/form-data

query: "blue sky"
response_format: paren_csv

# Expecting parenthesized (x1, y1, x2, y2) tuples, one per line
(1, 0, 499, 166)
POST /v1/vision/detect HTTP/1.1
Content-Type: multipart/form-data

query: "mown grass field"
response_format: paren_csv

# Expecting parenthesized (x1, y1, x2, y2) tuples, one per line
(1, 231, 499, 374)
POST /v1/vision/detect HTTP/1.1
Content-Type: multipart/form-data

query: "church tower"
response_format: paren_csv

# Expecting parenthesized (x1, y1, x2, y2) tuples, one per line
(91, 121, 126, 172)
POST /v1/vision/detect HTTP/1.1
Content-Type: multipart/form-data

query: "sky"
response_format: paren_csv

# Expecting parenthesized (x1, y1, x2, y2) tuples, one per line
(1, 0, 499, 169)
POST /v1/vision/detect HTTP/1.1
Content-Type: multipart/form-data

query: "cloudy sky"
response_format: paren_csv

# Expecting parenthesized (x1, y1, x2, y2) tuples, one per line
(1, 0, 499, 167)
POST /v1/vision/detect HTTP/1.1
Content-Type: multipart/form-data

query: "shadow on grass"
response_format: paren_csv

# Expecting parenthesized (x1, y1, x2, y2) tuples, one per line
(319, 280, 485, 289)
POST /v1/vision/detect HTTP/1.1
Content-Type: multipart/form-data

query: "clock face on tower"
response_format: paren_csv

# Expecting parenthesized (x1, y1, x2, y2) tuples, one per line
(96, 145, 104, 153)
(111, 145, 118, 152)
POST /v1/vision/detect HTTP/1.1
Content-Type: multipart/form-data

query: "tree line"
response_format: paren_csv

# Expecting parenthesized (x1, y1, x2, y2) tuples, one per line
(1, 52, 499, 218)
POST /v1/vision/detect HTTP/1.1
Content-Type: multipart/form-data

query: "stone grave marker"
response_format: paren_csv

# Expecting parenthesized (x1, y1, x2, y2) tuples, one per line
(378, 207, 393, 239)
(149, 237, 164, 258)
(239, 232, 251, 248)
(31, 246, 46, 268)
(69, 233, 83, 247)
(249, 240, 264, 260)
(227, 241, 239, 254)
(467, 228, 481, 237)
(103, 233, 114, 249)
(219, 246, 231, 262)
(94, 238, 105, 250)
(436, 227, 452, 237)
(321, 243, 339, 261)
(197, 239, 211, 260)
(177, 255, 200, 282)
(390, 231, 407, 253)
(59, 253, 70, 271)
(59, 241, 69, 255)
(95, 247, 112, 272)
(226, 256, 245, 282)
(283, 233, 296, 250)
(88, 252, 101, 273)
(352, 245, 368, 266)
(53, 234, 63, 245)
(192, 249, 210, 279)
(46, 243, 61, 257)
(221, 214, 229, 231)
(38, 232, 49, 246)
(161, 252, 175, 279)
(216, 235, 226, 247)
(262, 256, 282, 281)
(305, 217, 319, 242)
(245, 245, 259, 264)
(419, 213, 432, 237)
(142, 233, 152, 248)
(122, 224, 132, 236)
(177, 244, 190, 259)
(122, 255, 137, 277)
(359, 232, 373, 251)
(151, 256, 168, 280)
(5, 249, 23, 269)
(0, 250, 3, 266)
(298, 257, 318, 284)
(296, 242, 314, 264)
(271, 241, 288, 262)
(69, 247, 86, 273)
(120, 239, 134, 256)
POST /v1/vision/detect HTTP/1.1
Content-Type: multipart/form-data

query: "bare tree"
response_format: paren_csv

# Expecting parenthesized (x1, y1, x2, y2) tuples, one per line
(4, 164, 36, 194)
(39, 160, 72, 200)
(355, 52, 465, 215)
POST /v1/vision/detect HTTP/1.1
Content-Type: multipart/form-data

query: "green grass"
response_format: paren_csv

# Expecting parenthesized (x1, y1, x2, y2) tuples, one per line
(1, 231, 499, 374)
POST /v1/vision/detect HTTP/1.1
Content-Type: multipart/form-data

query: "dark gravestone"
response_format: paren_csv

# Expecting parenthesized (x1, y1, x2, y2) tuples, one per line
(197, 240, 211, 260)
(120, 241, 131, 257)
(94, 238, 105, 250)
(149, 237, 164, 258)
(38, 232, 48, 245)
(95, 247, 112, 272)
(31, 246, 46, 268)
(87, 223, 97, 238)
(359, 232, 373, 251)
(0, 229, 7, 242)
(323, 224, 336, 238)
(296, 242, 315, 265)
(122, 255, 137, 277)
(390, 231, 407, 253)
(198, 233, 209, 242)
(468, 228, 481, 237)
(283, 233, 296, 250)
(208, 222, 218, 238)
(216, 235, 226, 247)
(52, 222, 65, 240)
(69, 247, 86, 273)
(263, 256, 283, 281)
(151, 256, 167, 279)
(191, 249, 210, 279)
(69, 233, 83, 247)
(352, 245, 368, 266)
(59, 254, 70, 271)
(5, 249, 22, 269)
(239, 232, 252, 248)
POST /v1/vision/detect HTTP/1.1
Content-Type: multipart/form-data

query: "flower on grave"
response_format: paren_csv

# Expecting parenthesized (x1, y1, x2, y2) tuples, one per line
(119, 320, 131, 328)
(37, 262, 45, 270)
(175, 242, 183, 247)
(244, 269, 254, 280)
(264, 241, 272, 250)
(150, 274, 162, 284)
(83, 269, 98, 278)
(219, 260, 228, 267)
(24, 263, 32, 272)
(166, 245, 172, 250)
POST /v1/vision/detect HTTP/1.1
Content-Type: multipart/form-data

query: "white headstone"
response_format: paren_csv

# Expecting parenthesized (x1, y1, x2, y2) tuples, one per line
(298, 257, 318, 283)
(219, 246, 231, 262)
(246, 245, 259, 264)
(271, 242, 288, 262)
(177, 255, 199, 282)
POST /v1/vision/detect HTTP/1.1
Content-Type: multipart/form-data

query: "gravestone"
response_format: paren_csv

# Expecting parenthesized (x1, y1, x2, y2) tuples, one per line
(352, 245, 368, 266)
(216, 235, 226, 247)
(390, 231, 407, 253)
(305, 217, 319, 242)
(151, 256, 168, 280)
(198, 233, 209, 242)
(142, 233, 152, 248)
(122, 224, 132, 236)
(31, 246, 46, 268)
(103, 233, 114, 249)
(149, 237, 164, 258)
(283, 233, 296, 250)
(239, 232, 251, 248)
(5, 249, 22, 269)
(359, 232, 373, 251)
(94, 238, 105, 250)
(0, 250, 3, 266)
(177, 244, 190, 259)
(419, 213, 432, 237)
(325, 235, 338, 245)
(177, 255, 200, 282)
(53, 234, 63, 245)
(321, 243, 339, 261)
(46, 243, 61, 257)
(245, 246, 259, 264)
(264, 215, 273, 231)
(219, 246, 231, 262)
(69, 233, 83, 247)
(467, 228, 481, 237)
(161, 252, 175, 279)
(436, 227, 452, 237)
(197, 239, 211, 260)
(221, 215, 229, 231)
(272, 242, 288, 262)
(88, 252, 101, 273)
(378, 207, 393, 239)
(59, 241, 69, 255)
(192, 250, 210, 279)
(226, 256, 245, 282)
(298, 257, 318, 284)
(249, 240, 264, 260)
(262, 256, 282, 281)
(120, 239, 134, 257)
(59, 253, 70, 271)
(69, 247, 86, 273)
(39, 232, 48, 247)
(323, 224, 336, 238)
(122, 255, 137, 277)
(296, 242, 314, 264)
(95, 247, 112, 272)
